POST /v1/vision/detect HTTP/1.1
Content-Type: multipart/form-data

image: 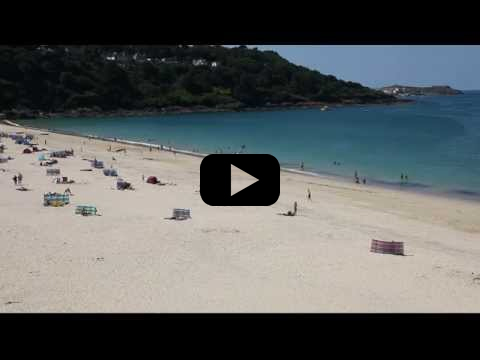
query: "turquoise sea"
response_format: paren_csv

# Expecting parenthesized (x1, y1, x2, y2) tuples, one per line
(19, 91, 480, 198)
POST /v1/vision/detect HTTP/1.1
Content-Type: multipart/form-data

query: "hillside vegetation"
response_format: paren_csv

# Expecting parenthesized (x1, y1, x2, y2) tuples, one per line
(0, 45, 397, 115)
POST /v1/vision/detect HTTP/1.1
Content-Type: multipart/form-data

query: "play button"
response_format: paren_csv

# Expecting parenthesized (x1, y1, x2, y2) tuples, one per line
(230, 164, 259, 196)
(200, 154, 280, 206)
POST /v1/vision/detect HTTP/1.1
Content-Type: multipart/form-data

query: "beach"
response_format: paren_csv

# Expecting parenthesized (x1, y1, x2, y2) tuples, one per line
(1, 122, 480, 312)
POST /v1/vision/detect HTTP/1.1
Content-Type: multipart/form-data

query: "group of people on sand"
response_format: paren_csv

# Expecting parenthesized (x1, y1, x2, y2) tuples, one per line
(354, 170, 367, 185)
(12, 172, 23, 185)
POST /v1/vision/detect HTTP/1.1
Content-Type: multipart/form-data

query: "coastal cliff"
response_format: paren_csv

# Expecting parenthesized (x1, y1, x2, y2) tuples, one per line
(0, 45, 400, 119)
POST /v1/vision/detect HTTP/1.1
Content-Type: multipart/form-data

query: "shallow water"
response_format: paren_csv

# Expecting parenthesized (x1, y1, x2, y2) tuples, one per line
(19, 91, 480, 197)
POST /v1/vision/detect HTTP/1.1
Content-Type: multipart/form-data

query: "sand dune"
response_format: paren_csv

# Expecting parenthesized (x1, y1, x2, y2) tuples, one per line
(1, 123, 479, 312)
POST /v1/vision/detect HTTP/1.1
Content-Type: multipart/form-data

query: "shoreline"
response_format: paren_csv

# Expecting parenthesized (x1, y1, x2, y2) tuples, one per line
(0, 98, 413, 120)
(4, 119, 480, 204)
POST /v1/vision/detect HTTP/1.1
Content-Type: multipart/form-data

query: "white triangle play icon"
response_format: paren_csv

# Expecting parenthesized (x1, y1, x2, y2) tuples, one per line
(231, 164, 259, 197)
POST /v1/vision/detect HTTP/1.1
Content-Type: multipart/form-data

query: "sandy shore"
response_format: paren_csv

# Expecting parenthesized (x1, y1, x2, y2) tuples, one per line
(1, 122, 479, 312)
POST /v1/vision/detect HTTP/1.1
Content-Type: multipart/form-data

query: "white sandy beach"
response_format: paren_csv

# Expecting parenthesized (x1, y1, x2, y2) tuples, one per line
(1, 122, 479, 312)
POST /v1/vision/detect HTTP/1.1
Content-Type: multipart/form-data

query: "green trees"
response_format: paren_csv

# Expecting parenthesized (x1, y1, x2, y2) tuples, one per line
(0, 45, 395, 113)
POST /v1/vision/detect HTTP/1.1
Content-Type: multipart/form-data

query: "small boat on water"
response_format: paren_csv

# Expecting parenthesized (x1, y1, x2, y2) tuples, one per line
(320, 105, 329, 111)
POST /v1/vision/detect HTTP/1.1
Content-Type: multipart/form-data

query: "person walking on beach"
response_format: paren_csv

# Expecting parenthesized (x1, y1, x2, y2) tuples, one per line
(44, 139, 47, 145)
(17, 172, 23, 185)
(307, 188, 312, 201)
(363, 178, 366, 185)
(401, 173, 404, 183)
(405, 174, 408, 183)
(12, 175, 17, 185)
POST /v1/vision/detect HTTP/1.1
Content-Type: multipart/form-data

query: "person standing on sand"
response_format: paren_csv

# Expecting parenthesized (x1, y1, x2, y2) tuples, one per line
(13, 175, 17, 185)
(307, 188, 312, 201)
(363, 178, 366, 184)
(17, 173, 23, 185)
(300, 161, 304, 170)
(142, 174, 145, 182)
(405, 174, 409, 183)
(44, 139, 47, 145)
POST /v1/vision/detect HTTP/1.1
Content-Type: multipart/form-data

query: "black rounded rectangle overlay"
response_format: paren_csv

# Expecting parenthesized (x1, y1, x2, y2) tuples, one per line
(200, 154, 280, 206)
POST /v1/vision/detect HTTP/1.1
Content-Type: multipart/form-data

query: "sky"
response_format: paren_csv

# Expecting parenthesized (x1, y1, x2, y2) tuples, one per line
(247, 46, 480, 90)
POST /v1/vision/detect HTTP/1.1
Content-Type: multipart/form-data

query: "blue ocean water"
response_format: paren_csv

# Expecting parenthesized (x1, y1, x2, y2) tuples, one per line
(19, 92, 480, 197)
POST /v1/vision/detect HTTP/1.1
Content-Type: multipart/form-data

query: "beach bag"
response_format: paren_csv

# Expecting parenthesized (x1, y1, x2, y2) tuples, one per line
(146, 176, 158, 184)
